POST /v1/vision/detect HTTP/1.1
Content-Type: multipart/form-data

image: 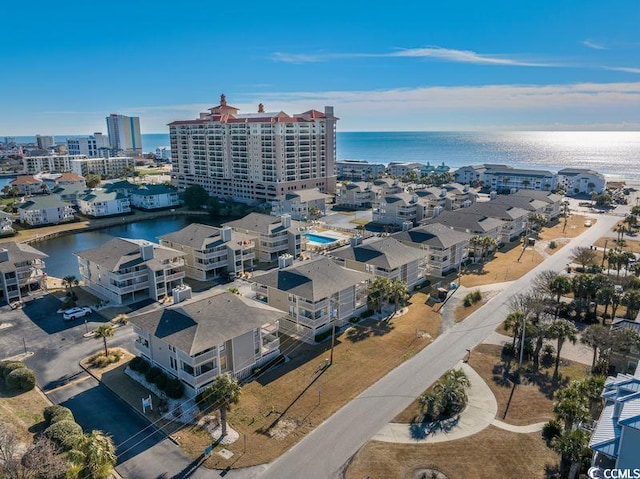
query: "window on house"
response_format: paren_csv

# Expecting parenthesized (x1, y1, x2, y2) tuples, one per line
(182, 362, 194, 375)
(220, 355, 227, 370)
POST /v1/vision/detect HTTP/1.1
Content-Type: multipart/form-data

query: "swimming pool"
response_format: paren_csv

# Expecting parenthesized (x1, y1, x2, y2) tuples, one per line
(303, 233, 339, 245)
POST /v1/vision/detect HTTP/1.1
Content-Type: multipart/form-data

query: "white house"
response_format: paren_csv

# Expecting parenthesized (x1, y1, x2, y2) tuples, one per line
(251, 256, 370, 343)
(421, 209, 505, 246)
(372, 192, 421, 225)
(589, 363, 640, 473)
(270, 188, 331, 220)
(129, 290, 284, 397)
(129, 184, 180, 210)
(0, 241, 47, 304)
(0, 211, 14, 236)
(18, 196, 75, 226)
(557, 168, 606, 196)
(335, 182, 378, 209)
(336, 160, 385, 181)
(329, 237, 427, 289)
(158, 224, 255, 281)
(10, 176, 45, 196)
(76, 238, 186, 305)
(392, 223, 471, 277)
(78, 190, 131, 217)
(55, 172, 86, 188)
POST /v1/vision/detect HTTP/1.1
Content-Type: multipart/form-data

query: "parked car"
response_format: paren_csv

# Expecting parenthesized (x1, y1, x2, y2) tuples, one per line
(584, 220, 592, 227)
(63, 307, 92, 321)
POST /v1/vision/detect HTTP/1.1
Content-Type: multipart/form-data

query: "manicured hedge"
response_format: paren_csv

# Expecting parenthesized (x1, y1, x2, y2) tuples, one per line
(165, 378, 184, 399)
(43, 405, 75, 425)
(1, 361, 25, 379)
(5, 368, 36, 392)
(43, 420, 83, 451)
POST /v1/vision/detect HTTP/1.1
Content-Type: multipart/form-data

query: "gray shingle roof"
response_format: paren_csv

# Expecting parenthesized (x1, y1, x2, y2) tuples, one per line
(420, 210, 504, 233)
(224, 212, 303, 235)
(392, 223, 472, 249)
(0, 241, 47, 273)
(511, 190, 562, 204)
(464, 202, 529, 221)
(158, 223, 254, 251)
(251, 256, 370, 301)
(278, 188, 330, 202)
(75, 237, 184, 272)
(490, 195, 548, 212)
(129, 291, 285, 356)
(329, 237, 425, 270)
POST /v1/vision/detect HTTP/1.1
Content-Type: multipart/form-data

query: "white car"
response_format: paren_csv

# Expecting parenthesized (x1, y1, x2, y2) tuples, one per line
(584, 220, 592, 227)
(63, 307, 92, 321)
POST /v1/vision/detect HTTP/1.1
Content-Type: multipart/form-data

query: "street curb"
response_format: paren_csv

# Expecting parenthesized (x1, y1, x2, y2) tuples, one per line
(78, 362, 181, 447)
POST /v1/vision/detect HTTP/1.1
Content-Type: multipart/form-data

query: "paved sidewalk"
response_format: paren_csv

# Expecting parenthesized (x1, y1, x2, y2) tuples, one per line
(372, 362, 497, 444)
(492, 419, 546, 433)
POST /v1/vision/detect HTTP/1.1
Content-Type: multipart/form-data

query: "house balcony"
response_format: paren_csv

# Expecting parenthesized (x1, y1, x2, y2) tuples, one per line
(164, 271, 185, 282)
(261, 334, 280, 354)
(117, 282, 149, 294)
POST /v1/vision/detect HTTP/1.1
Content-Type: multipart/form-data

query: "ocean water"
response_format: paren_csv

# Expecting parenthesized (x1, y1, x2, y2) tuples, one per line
(5, 131, 640, 180)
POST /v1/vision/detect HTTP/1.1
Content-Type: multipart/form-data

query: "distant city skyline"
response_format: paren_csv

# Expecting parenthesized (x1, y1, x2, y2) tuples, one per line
(1, 0, 639, 134)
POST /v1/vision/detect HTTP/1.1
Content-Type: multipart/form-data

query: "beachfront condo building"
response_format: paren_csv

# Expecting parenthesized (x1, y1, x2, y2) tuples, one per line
(22, 154, 134, 178)
(106, 114, 142, 156)
(66, 133, 110, 158)
(169, 94, 337, 204)
(336, 160, 385, 181)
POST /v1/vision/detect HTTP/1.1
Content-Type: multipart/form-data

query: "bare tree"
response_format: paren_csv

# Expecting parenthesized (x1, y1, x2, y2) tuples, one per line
(532, 270, 561, 297)
(22, 438, 69, 479)
(570, 247, 598, 269)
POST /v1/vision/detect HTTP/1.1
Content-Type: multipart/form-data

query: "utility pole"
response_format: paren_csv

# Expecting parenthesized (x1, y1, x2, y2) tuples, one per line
(601, 239, 609, 268)
(519, 314, 526, 366)
(329, 295, 337, 366)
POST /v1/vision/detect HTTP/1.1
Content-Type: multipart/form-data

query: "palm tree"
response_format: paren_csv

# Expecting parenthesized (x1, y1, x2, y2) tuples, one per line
(595, 286, 614, 321)
(469, 235, 483, 263)
(504, 311, 526, 348)
(62, 275, 79, 295)
(548, 319, 578, 381)
(307, 206, 322, 220)
(527, 213, 546, 232)
(367, 277, 392, 312)
(553, 382, 590, 430)
(549, 275, 572, 317)
(480, 236, 497, 260)
(621, 290, 640, 319)
(197, 373, 242, 436)
(69, 430, 116, 479)
(610, 291, 623, 320)
(94, 324, 114, 356)
(614, 223, 628, 243)
(389, 278, 408, 313)
(580, 324, 609, 370)
(435, 369, 471, 416)
(551, 429, 590, 479)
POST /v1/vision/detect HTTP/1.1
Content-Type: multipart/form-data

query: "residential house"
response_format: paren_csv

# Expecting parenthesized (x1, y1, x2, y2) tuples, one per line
(336, 160, 385, 181)
(159, 224, 255, 280)
(251, 256, 370, 343)
(372, 178, 404, 195)
(462, 202, 529, 243)
(420, 209, 505, 246)
(270, 188, 331, 220)
(589, 363, 640, 472)
(103, 180, 138, 197)
(558, 168, 606, 196)
(51, 184, 90, 206)
(129, 184, 180, 211)
(0, 241, 47, 304)
(454, 164, 510, 186)
(329, 237, 426, 288)
(392, 223, 471, 277)
(55, 172, 86, 188)
(386, 162, 422, 178)
(372, 192, 421, 226)
(335, 182, 377, 209)
(414, 184, 476, 218)
(10, 176, 45, 196)
(76, 238, 186, 305)
(483, 167, 558, 192)
(129, 290, 284, 397)
(223, 213, 303, 263)
(499, 189, 563, 221)
(0, 211, 14, 236)
(609, 319, 640, 375)
(18, 196, 75, 226)
(78, 190, 131, 217)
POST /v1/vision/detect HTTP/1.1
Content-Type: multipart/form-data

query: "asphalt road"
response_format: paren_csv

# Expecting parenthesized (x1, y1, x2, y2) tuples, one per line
(252, 214, 619, 479)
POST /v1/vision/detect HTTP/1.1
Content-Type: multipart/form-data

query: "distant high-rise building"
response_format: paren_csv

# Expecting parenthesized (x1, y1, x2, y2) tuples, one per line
(35, 135, 55, 150)
(106, 114, 142, 156)
(170, 94, 337, 204)
(67, 133, 110, 158)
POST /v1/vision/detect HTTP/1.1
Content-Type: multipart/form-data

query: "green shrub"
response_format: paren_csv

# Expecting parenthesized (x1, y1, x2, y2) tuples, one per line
(463, 295, 473, 307)
(129, 356, 146, 371)
(44, 420, 83, 451)
(2, 361, 25, 379)
(360, 309, 374, 319)
(43, 405, 74, 425)
(471, 290, 482, 302)
(165, 378, 184, 399)
(349, 317, 360, 324)
(314, 330, 332, 343)
(145, 366, 162, 384)
(152, 370, 168, 389)
(549, 241, 557, 250)
(136, 358, 151, 374)
(502, 343, 515, 358)
(542, 419, 562, 443)
(6, 367, 36, 392)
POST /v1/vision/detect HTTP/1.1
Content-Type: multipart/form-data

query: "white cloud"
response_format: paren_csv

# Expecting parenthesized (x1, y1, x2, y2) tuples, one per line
(604, 66, 640, 74)
(270, 46, 553, 67)
(581, 40, 607, 50)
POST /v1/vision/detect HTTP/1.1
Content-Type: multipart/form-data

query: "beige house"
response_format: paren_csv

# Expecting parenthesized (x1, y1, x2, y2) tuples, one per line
(462, 202, 529, 243)
(130, 290, 284, 397)
(10, 175, 45, 196)
(0, 242, 47, 304)
(55, 172, 86, 188)
(392, 223, 471, 277)
(159, 223, 255, 281)
(372, 192, 421, 225)
(329, 237, 427, 289)
(224, 213, 303, 263)
(421, 210, 505, 246)
(270, 188, 331, 220)
(335, 182, 378, 209)
(251, 257, 370, 343)
(76, 238, 186, 305)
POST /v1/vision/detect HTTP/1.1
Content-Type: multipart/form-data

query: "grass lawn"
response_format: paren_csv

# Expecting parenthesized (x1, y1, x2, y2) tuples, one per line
(539, 214, 593, 241)
(454, 298, 487, 323)
(49, 286, 102, 308)
(595, 236, 640, 254)
(0, 380, 51, 442)
(468, 344, 588, 426)
(461, 243, 544, 287)
(136, 166, 171, 176)
(178, 292, 441, 469)
(349, 218, 370, 226)
(344, 427, 559, 479)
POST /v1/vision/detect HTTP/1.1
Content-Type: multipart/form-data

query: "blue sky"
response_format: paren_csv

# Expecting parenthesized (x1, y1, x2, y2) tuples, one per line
(1, 0, 639, 134)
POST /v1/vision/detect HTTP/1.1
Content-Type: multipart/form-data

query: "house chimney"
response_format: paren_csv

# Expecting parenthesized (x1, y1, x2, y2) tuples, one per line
(278, 254, 294, 269)
(351, 235, 363, 247)
(402, 221, 412, 231)
(221, 226, 232, 243)
(0, 248, 8, 263)
(140, 242, 154, 261)
(281, 214, 291, 228)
